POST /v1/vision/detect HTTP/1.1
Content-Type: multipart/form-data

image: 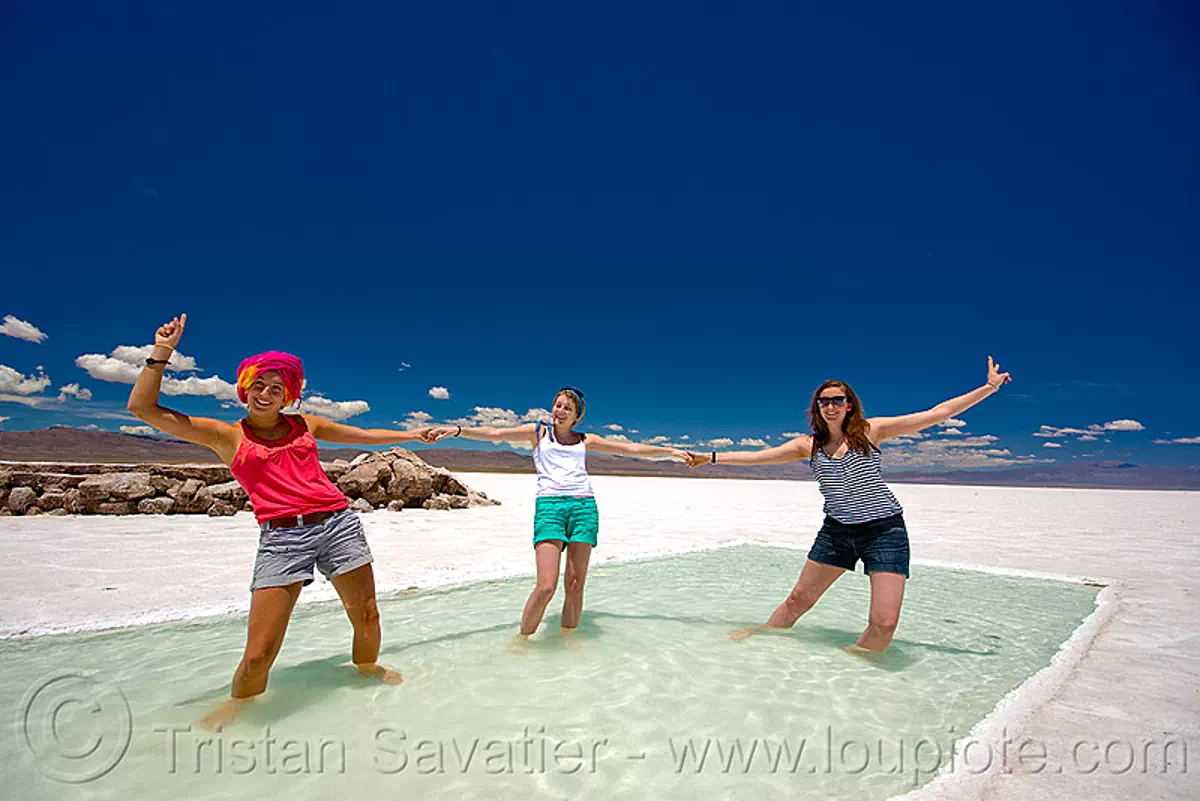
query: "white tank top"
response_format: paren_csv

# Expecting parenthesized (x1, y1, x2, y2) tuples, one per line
(533, 423, 594, 497)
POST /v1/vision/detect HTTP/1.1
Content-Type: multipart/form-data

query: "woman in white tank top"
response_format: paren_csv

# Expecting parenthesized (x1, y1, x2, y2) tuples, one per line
(430, 388, 685, 641)
(684, 356, 1012, 654)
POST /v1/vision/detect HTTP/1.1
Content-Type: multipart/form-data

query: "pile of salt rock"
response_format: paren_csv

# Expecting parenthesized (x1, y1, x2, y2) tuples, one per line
(0, 448, 499, 517)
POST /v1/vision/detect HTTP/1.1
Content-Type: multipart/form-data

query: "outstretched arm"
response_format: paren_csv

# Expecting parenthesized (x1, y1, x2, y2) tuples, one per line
(869, 356, 1012, 442)
(126, 314, 239, 460)
(684, 435, 812, 468)
(302, 415, 436, 445)
(585, 434, 686, 461)
(429, 423, 540, 449)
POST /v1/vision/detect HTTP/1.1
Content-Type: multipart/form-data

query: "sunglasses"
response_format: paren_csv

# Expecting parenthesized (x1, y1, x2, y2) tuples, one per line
(816, 396, 848, 408)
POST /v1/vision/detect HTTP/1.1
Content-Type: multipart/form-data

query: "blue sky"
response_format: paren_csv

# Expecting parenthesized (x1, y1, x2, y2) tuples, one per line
(2, 2, 1198, 468)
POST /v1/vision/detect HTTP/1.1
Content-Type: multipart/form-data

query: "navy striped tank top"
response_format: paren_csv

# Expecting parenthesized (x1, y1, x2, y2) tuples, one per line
(810, 444, 903, 524)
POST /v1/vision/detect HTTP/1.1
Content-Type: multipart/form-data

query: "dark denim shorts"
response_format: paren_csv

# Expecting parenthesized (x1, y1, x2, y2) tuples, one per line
(807, 513, 910, 577)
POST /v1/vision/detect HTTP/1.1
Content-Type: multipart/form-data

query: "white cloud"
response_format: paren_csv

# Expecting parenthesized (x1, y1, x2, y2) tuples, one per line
(0, 315, 48, 343)
(0, 364, 51, 395)
(110, 345, 199, 372)
(604, 434, 632, 443)
(454, 407, 524, 428)
(76, 352, 236, 400)
(883, 431, 929, 444)
(603, 424, 624, 431)
(880, 430, 1049, 468)
(680, 435, 689, 440)
(629, 429, 640, 434)
(1033, 425, 1089, 438)
(708, 437, 734, 449)
(1078, 434, 1099, 441)
(0, 394, 55, 408)
(781, 431, 805, 438)
(428, 386, 450, 400)
(646, 435, 670, 444)
(398, 362, 411, 371)
(57, 383, 93, 402)
(937, 427, 963, 436)
(1043, 442, 1063, 449)
(120, 425, 158, 436)
(70, 409, 141, 422)
(1097, 419, 1144, 432)
(506, 440, 534, 451)
(1036, 419, 1144, 438)
(395, 411, 433, 430)
(75, 347, 195, 380)
(739, 437, 768, 447)
(886, 448, 1049, 469)
(294, 395, 370, 421)
(75, 348, 235, 400)
(940, 435, 998, 447)
(1153, 436, 1200, 445)
(937, 418, 967, 428)
(446, 406, 551, 429)
(167, 375, 240, 400)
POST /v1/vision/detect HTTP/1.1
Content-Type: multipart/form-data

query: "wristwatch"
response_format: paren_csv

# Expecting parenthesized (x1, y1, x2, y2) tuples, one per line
(145, 357, 170, 366)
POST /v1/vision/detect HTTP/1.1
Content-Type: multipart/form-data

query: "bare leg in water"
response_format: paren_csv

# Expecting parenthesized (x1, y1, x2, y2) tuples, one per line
(200, 564, 401, 730)
(331, 563, 403, 683)
(515, 541, 565, 647)
(845, 571, 905, 654)
(560, 542, 592, 630)
(729, 560, 846, 641)
(200, 583, 302, 730)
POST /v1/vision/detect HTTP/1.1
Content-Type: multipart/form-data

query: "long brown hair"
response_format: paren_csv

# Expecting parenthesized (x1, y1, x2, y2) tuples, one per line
(808, 380, 875, 457)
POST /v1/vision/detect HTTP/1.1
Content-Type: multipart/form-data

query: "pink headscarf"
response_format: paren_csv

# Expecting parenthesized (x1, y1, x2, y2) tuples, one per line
(236, 351, 304, 406)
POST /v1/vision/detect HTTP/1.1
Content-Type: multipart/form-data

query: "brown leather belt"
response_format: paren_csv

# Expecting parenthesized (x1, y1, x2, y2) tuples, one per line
(260, 509, 344, 532)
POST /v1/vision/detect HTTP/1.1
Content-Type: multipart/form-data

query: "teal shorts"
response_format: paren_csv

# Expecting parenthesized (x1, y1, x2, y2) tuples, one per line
(533, 496, 599, 548)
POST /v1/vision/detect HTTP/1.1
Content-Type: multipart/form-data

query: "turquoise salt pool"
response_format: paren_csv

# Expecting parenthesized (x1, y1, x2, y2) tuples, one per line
(3, 546, 1098, 801)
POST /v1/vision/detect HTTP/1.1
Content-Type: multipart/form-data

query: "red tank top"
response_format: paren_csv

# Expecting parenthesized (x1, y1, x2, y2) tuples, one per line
(229, 415, 348, 523)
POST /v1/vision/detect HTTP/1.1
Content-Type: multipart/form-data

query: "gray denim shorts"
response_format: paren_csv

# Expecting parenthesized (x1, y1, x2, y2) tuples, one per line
(250, 509, 374, 591)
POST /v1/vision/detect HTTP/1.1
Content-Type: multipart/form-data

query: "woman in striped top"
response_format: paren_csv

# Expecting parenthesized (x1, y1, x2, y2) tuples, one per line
(685, 356, 1011, 652)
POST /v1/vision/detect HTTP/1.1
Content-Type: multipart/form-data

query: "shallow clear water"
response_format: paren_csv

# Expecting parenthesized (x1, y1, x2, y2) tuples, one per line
(3, 546, 1097, 801)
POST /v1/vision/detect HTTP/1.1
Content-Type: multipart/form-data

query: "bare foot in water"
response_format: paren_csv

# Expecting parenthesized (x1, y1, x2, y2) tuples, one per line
(198, 697, 252, 731)
(560, 627, 582, 650)
(510, 634, 531, 654)
(729, 624, 768, 642)
(844, 644, 883, 661)
(356, 663, 404, 685)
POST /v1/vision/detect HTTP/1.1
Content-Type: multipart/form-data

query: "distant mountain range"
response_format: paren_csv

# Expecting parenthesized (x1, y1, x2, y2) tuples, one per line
(2, 427, 1197, 490)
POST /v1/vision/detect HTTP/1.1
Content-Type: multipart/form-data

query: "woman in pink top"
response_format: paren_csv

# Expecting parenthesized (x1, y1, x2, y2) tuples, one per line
(127, 314, 436, 729)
